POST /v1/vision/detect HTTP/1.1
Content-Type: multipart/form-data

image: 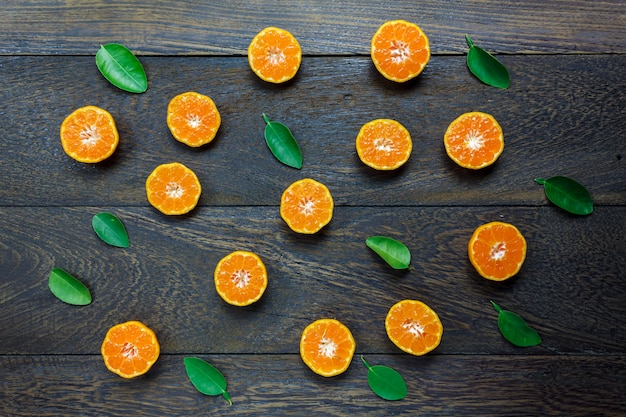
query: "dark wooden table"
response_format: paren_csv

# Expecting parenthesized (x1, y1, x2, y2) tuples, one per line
(1, 1, 625, 416)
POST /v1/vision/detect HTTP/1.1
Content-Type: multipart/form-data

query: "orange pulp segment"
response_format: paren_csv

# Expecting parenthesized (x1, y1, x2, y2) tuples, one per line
(280, 178, 334, 234)
(300, 318, 356, 377)
(59, 105, 119, 163)
(145, 162, 201, 215)
(214, 250, 268, 306)
(444, 111, 504, 169)
(371, 20, 430, 82)
(167, 91, 221, 147)
(101, 320, 160, 378)
(248, 27, 302, 83)
(356, 119, 412, 170)
(468, 221, 527, 281)
(385, 299, 443, 356)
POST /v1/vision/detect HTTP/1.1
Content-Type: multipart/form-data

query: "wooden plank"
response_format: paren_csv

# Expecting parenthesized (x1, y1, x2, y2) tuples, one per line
(1, 354, 624, 416)
(1, 0, 625, 55)
(2, 206, 624, 355)
(1, 55, 624, 207)
(1, 2, 623, 416)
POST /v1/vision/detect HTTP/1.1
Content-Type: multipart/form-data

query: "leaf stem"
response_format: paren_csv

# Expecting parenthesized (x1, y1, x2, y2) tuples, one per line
(360, 355, 373, 370)
(490, 300, 502, 313)
(262, 113, 271, 124)
(534, 178, 546, 185)
(223, 391, 233, 406)
(465, 34, 474, 48)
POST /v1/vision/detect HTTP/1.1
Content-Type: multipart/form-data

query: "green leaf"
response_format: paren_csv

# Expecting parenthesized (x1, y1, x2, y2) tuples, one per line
(535, 176, 593, 215)
(92, 212, 130, 248)
(183, 357, 232, 405)
(96, 43, 148, 93)
(465, 35, 510, 89)
(262, 114, 303, 169)
(361, 356, 407, 401)
(48, 268, 92, 306)
(365, 236, 411, 270)
(491, 301, 541, 347)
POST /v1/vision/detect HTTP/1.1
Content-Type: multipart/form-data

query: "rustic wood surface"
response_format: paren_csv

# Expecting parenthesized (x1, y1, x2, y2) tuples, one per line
(2, 0, 626, 55)
(2, 355, 625, 416)
(2, 54, 625, 207)
(1, 1, 625, 416)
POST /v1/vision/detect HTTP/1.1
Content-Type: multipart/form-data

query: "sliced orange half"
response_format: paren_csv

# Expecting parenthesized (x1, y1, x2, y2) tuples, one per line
(385, 299, 443, 356)
(300, 318, 356, 377)
(248, 27, 302, 83)
(60, 105, 119, 163)
(371, 20, 430, 82)
(166, 91, 221, 147)
(280, 178, 334, 234)
(214, 250, 268, 306)
(101, 320, 160, 378)
(356, 118, 412, 170)
(444, 111, 504, 169)
(468, 221, 527, 281)
(145, 162, 202, 215)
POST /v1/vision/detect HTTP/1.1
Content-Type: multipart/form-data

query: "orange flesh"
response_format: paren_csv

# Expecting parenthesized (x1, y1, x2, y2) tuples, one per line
(280, 178, 333, 234)
(300, 318, 356, 377)
(444, 112, 504, 169)
(371, 20, 430, 82)
(469, 222, 527, 281)
(101, 321, 159, 378)
(248, 27, 301, 83)
(214, 251, 268, 306)
(356, 119, 412, 170)
(146, 162, 201, 215)
(385, 300, 443, 356)
(60, 106, 119, 163)
(167, 92, 221, 147)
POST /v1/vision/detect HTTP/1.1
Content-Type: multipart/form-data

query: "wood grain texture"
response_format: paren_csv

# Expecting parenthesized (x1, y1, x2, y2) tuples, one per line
(2, 0, 625, 55)
(1, 1, 625, 415)
(1, 55, 624, 207)
(1, 354, 624, 416)
(2, 206, 624, 355)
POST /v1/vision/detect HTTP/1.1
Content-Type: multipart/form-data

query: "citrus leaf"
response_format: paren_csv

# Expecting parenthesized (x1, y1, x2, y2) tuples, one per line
(262, 114, 302, 169)
(366, 236, 410, 270)
(183, 357, 232, 405)
(491, 301, 541, 347)
(96, 43, 148, 93)
(92, 212, 130, 248)
(465, 35, 510, 89)
(535, 176, 593, 215)
(48, 268, 92, 306)
(361, 356, 407, 401)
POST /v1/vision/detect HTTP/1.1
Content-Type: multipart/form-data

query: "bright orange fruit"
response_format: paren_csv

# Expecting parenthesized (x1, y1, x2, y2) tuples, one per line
(280, 178, 334, 234)
(371, 20, 430, 82)
(166, 92, 221, 147)
(145, 162, 201, 215)
(300, 318, 356, 377)
(385, 299, 443, 356)
(356, 119, 412, 170)
(444, 111, 504, 169)
(214, 250, 268, 306)
(101, 320, 160, 378)
(468, 221, 527, 281)
(248, 27, 302, 83)
(59, 105, 119, 163)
